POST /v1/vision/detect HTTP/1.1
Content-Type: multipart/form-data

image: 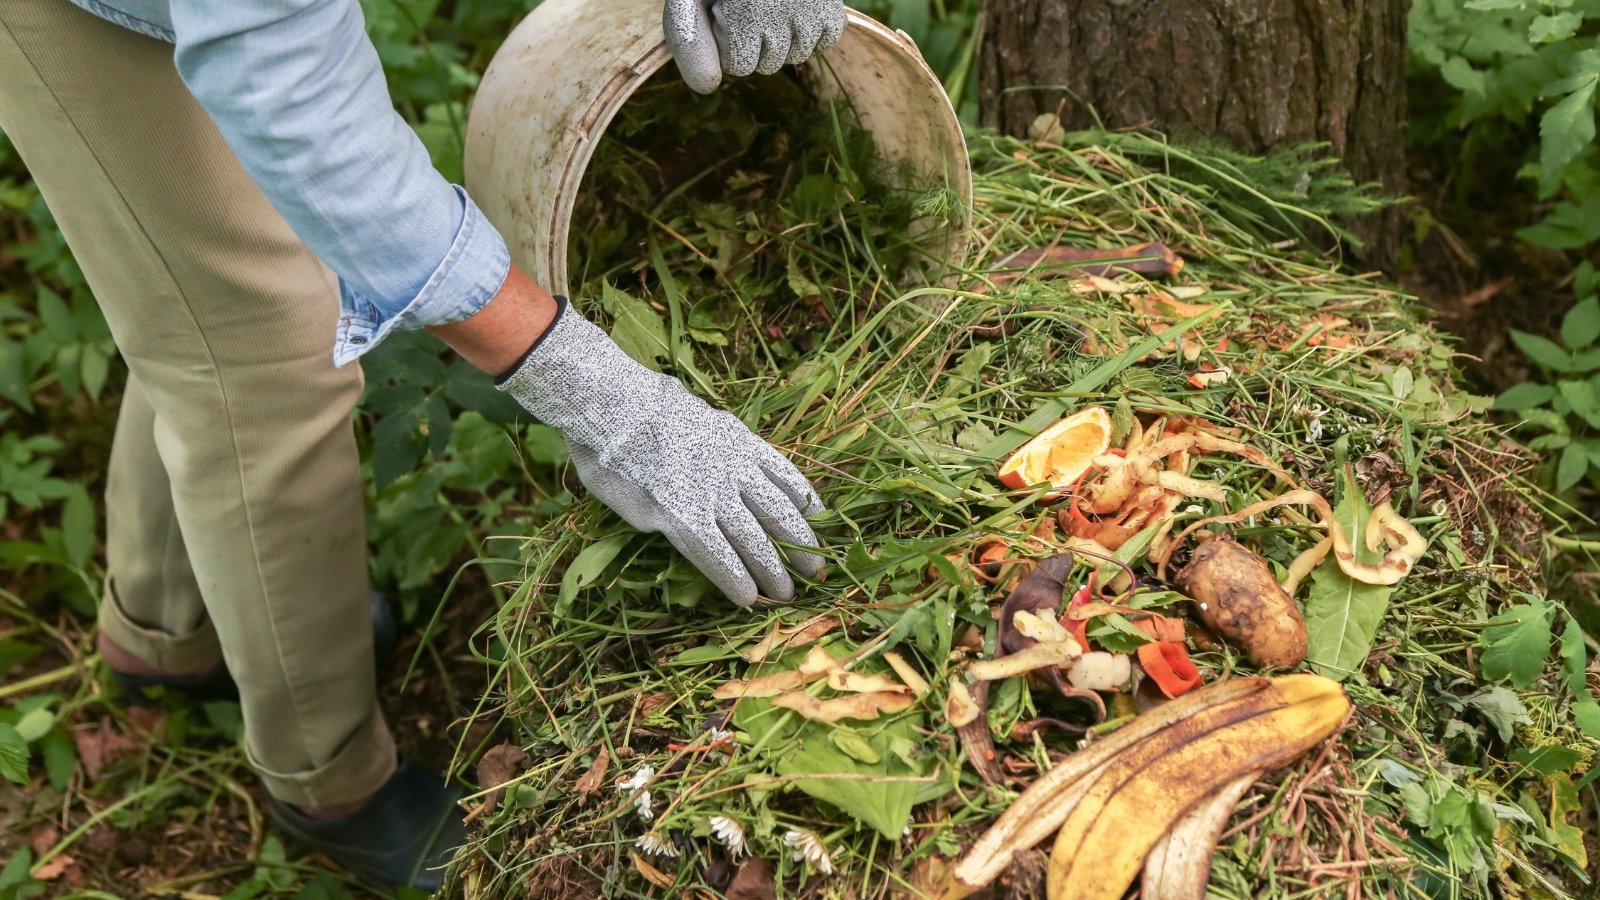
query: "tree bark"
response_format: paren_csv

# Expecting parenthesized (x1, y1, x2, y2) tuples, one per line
(979, 0, 1408, 269)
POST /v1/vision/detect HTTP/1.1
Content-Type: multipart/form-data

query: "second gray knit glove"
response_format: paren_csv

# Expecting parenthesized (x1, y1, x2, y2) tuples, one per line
(663, 0, 848, 94)
(497, 298, 825, 607)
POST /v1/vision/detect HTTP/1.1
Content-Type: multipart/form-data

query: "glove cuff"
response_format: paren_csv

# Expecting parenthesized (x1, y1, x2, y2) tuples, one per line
(494, 297, 663, 440)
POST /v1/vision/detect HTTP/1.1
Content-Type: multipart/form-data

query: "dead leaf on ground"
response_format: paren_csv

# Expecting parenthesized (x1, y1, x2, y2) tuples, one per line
(771, 690, 914, 723)
(725, 857, 777, 900)
(632, 852, 676, 889)
(824, 668, 907, 695)
(29, 824, 58, 857)
(574, 748, 611, 802)
(475, 742, 530, 815)
(32, 853, 75, 882)
(72, 717, 142, 782)
(744, 615, 838, 663)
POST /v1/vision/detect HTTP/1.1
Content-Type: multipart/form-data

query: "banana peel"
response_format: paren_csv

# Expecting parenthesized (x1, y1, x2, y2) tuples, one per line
(1045, 674, 1350, 900)
(940, 675, 1350, 899)
(1142, 772, 1256, 900)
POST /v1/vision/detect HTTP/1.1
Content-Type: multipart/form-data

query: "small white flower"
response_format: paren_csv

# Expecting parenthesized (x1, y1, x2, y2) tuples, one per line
(784, 828, 833, 875)
(633, 789, 654, 821)
(617, 765, 655, 794)
(708, 815, 748, 857)
(635, 831, 678, 858)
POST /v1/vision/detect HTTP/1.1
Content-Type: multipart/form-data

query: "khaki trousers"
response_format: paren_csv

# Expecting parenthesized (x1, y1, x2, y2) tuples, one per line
(0, 0, 395, 808)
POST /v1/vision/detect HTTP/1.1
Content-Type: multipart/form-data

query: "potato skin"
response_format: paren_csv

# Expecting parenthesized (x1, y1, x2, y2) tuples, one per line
(1176, 536, 1307, 668)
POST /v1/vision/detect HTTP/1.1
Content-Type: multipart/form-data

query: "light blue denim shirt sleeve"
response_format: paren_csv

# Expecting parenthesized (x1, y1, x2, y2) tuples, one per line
(67, 0, 511, 367)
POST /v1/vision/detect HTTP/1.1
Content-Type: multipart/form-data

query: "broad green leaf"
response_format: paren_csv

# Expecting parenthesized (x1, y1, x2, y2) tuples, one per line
(1529, 13, 1582, 43)
(1440, 57, 1487, 96)
(555, 532, 630, 616)
(0, 848, 32, 891)
(1518, 193, 1600, 250)
(0, 337, 29, 411)
(59, 484, 94, 569)
(0, 640, 43, 676)
(1464, 686, 1530, 741)
(1494, 383, 1554, 410)
(1305, 471, 1394, 678)
(0, 723, 27, 784)
(1559, 617, 1600, 739)
(80, 344, 110, 401)
(1510, 745, 1584, 775)
(1556, 441, 1591, 491)
(39, 728, 74, 792)
(13, 707, 54, 743)
(599, 284, 670, 372)
(1464, 0, 1526, 9)
(1305, 561, 1393, 679)
(1557, 379, 1600, 428)
(1561, 297, 1600, 349)
(1540, 77, 1597, 189)
(370, 407, 427, 489)
(1511, 330, 1575, 372)
(1480, 597, 1553, 688)
(34, 287, 75, 342)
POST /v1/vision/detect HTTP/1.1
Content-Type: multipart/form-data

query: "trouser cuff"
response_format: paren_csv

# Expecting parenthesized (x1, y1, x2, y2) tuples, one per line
(250, 708, 398, 809)
(97, 578, 223, 675)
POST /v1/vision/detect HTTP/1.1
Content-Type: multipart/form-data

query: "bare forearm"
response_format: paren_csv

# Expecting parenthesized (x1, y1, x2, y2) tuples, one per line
(426, 264, 559, 375)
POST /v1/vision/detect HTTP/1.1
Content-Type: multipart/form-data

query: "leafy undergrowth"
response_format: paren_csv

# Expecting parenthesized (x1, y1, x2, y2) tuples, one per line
(452, 130, 1599, 898)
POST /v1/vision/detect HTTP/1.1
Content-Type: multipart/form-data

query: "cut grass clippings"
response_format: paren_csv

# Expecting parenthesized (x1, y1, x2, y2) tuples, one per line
(449, 121, 1598, 899)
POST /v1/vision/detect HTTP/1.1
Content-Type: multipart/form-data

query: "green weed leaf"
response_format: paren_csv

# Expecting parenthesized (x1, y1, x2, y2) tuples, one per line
(59, 485, 94, 569)
(1480, 596, 1553, 689)
(1529, 13, 1583, 44)
(1556, 441, 1592, 490)
(600, 284, 670, 372)
(1305, 471, 1395, 678)
(556, 532, 630, 616)
(0, 723, 27, 784)
(1494, 383, 1555, 410)
(1559, 617, 1600, 739)
(1464, 686, 1530, 741)
(1511, 330, 1575, 372)
(1561, 297, 1600, 349)
(1540, 77, 1597, 189)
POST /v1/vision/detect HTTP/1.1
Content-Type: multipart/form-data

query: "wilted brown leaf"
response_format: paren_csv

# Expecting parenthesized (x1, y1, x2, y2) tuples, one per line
(475, 742, 530, 815)
(725, 857, 776, 900)
(824, 668, 906, 695)
(574, 748, 610, 803)
(633, 852, 676, 888)
(29, 824, 58, 857)
(744, 615, 838, 663)
(32, 853, 75, 882)
(771, 690, 914, 723)
(72, 717, 141, 782)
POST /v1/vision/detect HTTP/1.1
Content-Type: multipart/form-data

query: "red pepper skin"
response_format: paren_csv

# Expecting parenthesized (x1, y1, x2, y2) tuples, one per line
(1138, 641, 1202, 698)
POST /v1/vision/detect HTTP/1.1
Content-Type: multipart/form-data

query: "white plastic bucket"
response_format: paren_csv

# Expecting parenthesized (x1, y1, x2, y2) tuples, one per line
(464, 0, 972, 296)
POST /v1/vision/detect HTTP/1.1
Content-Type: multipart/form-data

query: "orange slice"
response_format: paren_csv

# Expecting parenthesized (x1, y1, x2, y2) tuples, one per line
(997, 407, 1112, 499)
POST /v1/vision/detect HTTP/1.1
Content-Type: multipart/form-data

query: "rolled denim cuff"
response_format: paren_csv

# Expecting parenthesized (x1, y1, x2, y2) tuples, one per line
(330, 185, 512, 367)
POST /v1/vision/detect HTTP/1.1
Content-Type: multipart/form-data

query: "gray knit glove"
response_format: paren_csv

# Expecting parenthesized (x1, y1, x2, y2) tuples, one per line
(497, 299, 825, 607)
(663, 0, 848, 94)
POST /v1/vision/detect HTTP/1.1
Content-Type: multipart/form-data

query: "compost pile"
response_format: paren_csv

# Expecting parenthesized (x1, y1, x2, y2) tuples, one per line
(454, 74, 1598, 899)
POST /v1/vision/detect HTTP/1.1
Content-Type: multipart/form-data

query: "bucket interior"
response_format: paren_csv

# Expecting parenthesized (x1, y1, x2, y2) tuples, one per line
(566, 64, 966, 303)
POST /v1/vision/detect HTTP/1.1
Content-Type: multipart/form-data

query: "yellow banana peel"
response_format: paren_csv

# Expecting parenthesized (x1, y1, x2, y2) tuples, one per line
(942, 675, 1350, 900)
(1045, 674, 1350, 900)
(1141, 772, 1257, 900)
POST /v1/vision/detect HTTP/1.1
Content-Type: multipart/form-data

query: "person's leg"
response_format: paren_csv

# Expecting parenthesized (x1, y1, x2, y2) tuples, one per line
(0, 0, 392, 810)
(99, 372, 221, 678)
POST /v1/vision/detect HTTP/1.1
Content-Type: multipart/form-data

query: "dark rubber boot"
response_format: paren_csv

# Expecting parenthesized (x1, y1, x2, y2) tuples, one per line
(110, 591, 399, 705)
(266, 757, 467, 893)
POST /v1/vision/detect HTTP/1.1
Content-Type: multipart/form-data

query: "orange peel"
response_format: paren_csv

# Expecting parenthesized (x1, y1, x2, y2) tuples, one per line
(998, 407, 1113, 500)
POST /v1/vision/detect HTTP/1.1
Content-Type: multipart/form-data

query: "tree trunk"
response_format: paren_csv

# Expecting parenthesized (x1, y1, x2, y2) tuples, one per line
(979, 0, 1408, 269)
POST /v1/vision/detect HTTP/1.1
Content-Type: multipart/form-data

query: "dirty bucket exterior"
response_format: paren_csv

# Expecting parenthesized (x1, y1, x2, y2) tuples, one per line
(464, 0, 973, 297)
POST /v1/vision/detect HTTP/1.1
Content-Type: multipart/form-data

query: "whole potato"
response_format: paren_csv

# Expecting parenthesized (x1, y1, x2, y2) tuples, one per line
(1176, 535, 1307, 668)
